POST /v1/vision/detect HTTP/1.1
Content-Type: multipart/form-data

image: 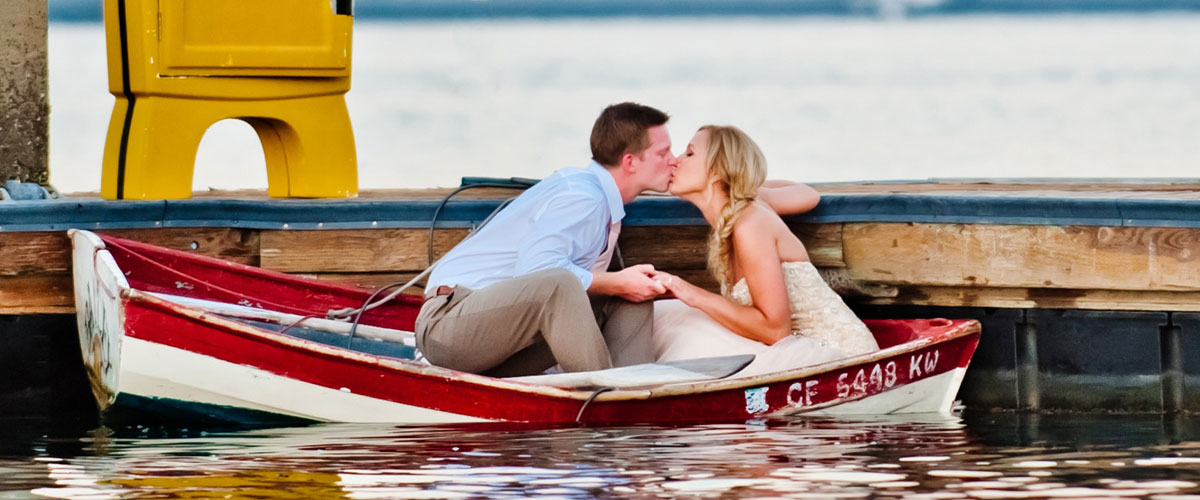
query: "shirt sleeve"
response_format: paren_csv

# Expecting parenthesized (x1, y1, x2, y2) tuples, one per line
(514, 191, 609, 289)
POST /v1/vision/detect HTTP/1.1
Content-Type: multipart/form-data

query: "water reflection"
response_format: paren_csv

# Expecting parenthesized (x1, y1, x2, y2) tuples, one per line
(5, 413, 1200, 499)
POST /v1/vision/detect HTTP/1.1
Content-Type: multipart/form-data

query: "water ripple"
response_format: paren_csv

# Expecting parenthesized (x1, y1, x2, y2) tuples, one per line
(5, 414, 1200, 499)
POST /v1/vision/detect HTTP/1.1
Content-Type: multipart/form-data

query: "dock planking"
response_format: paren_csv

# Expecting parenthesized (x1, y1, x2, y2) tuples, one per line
(844, 224, 1200, 291)
(260, 228, 470, 272)
(0, 228, 259, 277)
(0, 273, 73, 315)
(3, 181, 1200, 316)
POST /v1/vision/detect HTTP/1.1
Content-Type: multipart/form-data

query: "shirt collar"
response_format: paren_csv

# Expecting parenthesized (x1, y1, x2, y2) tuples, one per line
(587, 161, 626, 223)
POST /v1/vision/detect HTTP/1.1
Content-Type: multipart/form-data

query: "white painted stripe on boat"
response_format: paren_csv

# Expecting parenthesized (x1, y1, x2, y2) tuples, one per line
(810, 367, 968, 416)
(119, 337, 488, 424)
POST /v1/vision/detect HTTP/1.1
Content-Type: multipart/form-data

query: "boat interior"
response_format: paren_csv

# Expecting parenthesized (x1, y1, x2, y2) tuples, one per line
(158, 291, 954, 390)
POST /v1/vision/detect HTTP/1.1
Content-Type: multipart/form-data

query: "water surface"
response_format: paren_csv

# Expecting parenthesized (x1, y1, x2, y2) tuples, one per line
(47, 14, 1200, 193)
(5, 412, 1200, 499)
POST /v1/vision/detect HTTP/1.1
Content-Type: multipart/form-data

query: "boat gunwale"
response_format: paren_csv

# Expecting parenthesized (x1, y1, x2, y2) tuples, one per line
(122, 286, 979, 404)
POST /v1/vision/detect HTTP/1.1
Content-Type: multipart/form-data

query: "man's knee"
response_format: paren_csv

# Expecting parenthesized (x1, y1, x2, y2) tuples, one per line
(533, 267, 579, 283)
(528, 268, 586, 295)
(612, 299, 653, 329)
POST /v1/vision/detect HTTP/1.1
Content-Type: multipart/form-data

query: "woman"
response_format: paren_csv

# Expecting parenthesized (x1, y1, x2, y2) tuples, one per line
(651, 125, 878, 377)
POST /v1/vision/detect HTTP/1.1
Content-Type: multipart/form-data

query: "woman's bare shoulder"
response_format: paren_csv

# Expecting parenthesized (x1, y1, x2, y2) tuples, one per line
(747, 200, 790, 227)
(733, 201, 787, 239)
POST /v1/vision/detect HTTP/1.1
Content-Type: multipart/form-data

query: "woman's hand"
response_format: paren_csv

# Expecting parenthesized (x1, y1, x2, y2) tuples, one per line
(652, 271, 705, 306)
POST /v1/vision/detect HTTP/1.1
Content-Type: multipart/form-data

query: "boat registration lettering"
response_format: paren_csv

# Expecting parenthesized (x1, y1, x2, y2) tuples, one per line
(909, 350, 940, 378)
(787, 380, 819, 407)
(836, 360, 900, 398)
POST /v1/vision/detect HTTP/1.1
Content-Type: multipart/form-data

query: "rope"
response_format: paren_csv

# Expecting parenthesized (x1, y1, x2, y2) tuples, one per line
(278, 314, 321, 336)
(327, 184, 529, 323)
(427, 179, 535, 264)
(576, 387, 616, 424)
(345, 280, 408, 348)
(106, 179, 535, 345)
(325, 269, 434, 321)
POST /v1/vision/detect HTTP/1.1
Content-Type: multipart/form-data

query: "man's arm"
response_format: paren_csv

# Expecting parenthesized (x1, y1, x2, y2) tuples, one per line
(759, 180, 820, 215)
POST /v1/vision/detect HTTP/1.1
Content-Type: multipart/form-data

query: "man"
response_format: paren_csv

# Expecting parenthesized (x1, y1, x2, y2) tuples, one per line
(417, 102, 675, 377)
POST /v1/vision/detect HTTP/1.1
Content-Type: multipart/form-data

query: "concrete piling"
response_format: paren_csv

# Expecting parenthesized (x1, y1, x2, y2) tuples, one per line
(0, 0, 49, 185)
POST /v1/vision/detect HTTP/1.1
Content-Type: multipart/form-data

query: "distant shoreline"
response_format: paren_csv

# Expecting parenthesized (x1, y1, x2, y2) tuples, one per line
(46, 0, 1200, 22)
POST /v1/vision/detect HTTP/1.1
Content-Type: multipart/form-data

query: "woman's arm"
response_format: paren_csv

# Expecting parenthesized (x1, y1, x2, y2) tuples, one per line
(656, 208, 794, 344)
(758, 180, 820, 215)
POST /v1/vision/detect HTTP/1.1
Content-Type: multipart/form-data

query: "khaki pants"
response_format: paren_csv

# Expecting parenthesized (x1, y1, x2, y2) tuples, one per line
(415, 268, 654, 377)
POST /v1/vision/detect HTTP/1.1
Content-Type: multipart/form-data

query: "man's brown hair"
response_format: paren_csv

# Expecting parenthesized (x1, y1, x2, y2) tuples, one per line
(590, 102, 670, 167)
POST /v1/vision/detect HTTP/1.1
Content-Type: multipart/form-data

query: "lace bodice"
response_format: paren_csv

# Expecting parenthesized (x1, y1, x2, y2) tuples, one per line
(726, 261, 878, 356)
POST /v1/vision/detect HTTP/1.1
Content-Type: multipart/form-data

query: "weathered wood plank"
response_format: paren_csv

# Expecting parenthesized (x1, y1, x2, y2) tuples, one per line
(16, 271, 1200, 315)
(616, 226, 709, 270)
(844, 223, 1200, 291)
(0, 273, 73, 314)
(0, 232, 69, 276)
(862, 285, 1200, 313)
(617, 223, 843, 270)
(304, 268, 724, 296)
(0, 228, 260, 276)
(788, 222, 844, 268)
(260, 228, 470, 273)
(263, 224, 840, 275)
(104, 228, 261, 266)
(301, 272, 427, 295)
(269, 227, 714, 275)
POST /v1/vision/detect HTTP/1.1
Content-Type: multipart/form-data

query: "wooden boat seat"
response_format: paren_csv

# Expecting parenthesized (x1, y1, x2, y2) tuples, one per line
(149, 292, 417, 352)
(234, 317, 419, 360)
(509, 354, 756, 389)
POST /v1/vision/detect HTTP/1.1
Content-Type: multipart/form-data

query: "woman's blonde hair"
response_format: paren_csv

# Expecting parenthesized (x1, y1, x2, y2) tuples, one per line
(700, 125, 767, 289)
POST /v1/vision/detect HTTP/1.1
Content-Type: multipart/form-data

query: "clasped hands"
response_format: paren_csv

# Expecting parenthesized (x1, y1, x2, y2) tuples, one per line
(609, 264, 697, 303)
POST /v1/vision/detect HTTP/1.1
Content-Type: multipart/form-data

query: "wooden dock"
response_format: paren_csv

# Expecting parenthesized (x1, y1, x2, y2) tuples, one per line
(4, 179, 1200, 417)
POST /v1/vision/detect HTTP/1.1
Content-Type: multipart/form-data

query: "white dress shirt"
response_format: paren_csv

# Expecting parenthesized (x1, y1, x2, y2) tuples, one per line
(427, 161, 625, 292)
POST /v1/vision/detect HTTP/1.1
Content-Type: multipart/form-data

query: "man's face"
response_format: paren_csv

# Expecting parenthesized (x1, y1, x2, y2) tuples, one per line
(631, 125, 676, 193)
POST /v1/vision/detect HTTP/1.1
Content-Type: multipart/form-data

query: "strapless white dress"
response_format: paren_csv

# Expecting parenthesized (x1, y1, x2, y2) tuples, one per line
(653, 261, 878, 377)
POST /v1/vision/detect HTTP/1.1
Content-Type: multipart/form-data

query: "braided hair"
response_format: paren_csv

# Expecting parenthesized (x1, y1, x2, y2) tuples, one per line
(701, 125, 767, 290)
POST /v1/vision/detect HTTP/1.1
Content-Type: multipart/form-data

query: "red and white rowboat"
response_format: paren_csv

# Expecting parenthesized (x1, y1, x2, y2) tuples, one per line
(69, 229, 981, 426)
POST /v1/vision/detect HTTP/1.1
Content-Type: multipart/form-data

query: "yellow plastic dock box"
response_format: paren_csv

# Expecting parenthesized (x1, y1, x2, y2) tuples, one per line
(102, 0, 358, 199)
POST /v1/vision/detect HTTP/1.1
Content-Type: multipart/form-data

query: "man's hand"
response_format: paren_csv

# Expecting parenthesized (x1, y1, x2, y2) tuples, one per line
(588, 264, 667, 302)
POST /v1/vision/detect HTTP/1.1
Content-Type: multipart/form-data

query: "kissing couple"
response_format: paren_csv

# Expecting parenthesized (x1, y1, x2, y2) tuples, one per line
(415, 102, 878, 379)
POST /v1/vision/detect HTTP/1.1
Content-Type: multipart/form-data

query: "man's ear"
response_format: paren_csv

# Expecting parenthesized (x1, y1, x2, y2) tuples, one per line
(619, 153, 637, 174)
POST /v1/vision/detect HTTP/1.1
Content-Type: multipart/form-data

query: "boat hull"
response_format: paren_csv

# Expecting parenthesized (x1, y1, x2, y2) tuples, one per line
(70, 230, 982, 425)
